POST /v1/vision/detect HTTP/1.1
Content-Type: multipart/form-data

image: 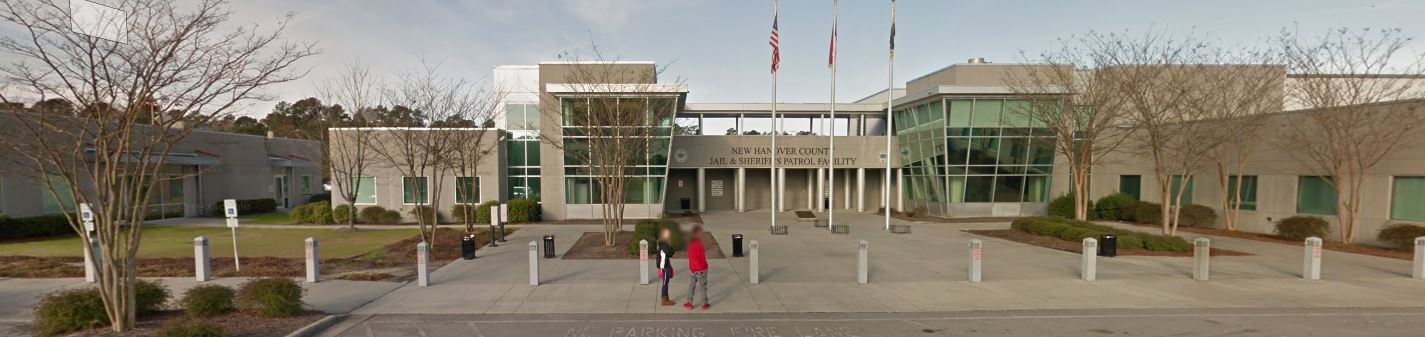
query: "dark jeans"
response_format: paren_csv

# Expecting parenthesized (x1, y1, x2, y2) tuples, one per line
(660, 273, 672, 297)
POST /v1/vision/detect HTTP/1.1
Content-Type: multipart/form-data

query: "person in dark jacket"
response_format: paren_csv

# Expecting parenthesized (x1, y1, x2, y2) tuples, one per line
(657, 227, 676, 306)
(684, 225, 710, 310)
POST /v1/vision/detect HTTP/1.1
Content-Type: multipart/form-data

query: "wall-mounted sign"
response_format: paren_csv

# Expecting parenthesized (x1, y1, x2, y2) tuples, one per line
(668, 136, 894, 168)
(710, 180, 724, 197)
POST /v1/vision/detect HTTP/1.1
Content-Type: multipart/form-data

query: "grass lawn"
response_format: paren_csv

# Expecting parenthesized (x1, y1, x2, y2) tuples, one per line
(237, 211, 295, 225)
(0, 226, 414, 259)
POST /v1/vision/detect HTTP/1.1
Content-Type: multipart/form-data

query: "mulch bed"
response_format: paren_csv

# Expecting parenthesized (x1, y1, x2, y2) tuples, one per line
(966, 229, 1251, 257)
(65, 311, 323, 337)
(562, 231, 726, 260)
(0, 227, 515, 281)
(1115, 222, 1414, 260)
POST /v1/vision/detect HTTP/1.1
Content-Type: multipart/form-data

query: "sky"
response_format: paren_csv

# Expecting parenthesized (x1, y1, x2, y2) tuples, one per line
(14, 0, 1425, 117)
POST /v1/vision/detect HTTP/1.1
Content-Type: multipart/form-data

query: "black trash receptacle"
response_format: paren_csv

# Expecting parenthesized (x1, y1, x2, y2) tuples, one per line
(460, 234, 477, 260)
(680, 197, 692, 211)
(731, 234, 744, 257)
(542, 235, 556, 259)
(1099, 234, 1118, 257)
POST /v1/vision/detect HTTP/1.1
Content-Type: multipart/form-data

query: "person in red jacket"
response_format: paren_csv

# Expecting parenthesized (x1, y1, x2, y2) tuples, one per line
(683, 225, 710, 310)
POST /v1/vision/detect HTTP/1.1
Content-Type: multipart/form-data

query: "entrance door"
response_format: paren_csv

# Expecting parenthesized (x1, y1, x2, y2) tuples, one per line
(274, 175, 289, 208)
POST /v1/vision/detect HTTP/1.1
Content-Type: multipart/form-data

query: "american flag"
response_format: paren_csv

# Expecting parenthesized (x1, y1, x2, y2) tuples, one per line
(890, 0, 896, 59)
(828, 8, 837, 68)
(770, 3, 780, 73)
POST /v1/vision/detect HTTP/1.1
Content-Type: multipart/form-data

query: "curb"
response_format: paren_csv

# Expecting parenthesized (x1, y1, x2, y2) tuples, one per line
(285, 314, 346, 337)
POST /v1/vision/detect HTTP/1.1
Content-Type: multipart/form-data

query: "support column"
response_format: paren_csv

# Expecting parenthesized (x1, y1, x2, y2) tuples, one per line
(895, 168, 904, 211)
(816, 168, 825, 211)
(777, 168, 787, 212)
(856, 168, 865, 212)
(843, 169, 851, 210)
(806, 169, 814, 210)
(736, 168, 746, 212)
(696, 168, 706, 213)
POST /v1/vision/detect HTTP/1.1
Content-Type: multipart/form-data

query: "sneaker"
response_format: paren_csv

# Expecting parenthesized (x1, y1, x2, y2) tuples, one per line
(701, 303, 711, 311)
(683, 302, 694, 310)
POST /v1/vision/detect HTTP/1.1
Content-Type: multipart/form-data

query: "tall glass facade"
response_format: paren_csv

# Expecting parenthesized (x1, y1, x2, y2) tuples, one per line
(894, 97, 1054, 214)
(560, 96, 675, 205)
(505, 103, 541, 200)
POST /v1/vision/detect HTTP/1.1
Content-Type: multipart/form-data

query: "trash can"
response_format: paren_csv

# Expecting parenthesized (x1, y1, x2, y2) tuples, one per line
(460, 234, 477, 260)
(680, 197, 692, 211)
(731, 234, 744, 257)
(1099, 234, 1118, 257)
(542, 235, 556, 259)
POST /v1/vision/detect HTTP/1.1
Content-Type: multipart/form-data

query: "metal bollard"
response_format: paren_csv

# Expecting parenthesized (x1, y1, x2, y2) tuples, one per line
(638, 240, 650, 285)
(84, 238, 99, 283)
(194, 236, 210, 282)
(968, 239, 983, 283)
(528, 241, 540, 286)
(1081, 238, 1097, 281)
(305, 237, 319, 283)
(750, 240, 760, 284)
(416, 242, 429, 287)
(1414, 237, 1425, 280)
(1303, 237, 1322, 280)
(857, 240, 868, 284)
(1193, 238, 1210, 281)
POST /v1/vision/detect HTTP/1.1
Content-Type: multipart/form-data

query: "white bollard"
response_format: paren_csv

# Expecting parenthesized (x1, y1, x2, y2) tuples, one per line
(84, 238, 99, 283)
(416, 242, 429, 287)
(750, 240, 760, 284)
(194, 236, 210, 282)
(1303, 237, 1322, 280)
(1081, 238, 1097, 281)
(305, 237, 319, 283)
(528, 241, 540, 286)
(968, 239, 983, 283)
(857, 240, 868, 284)
(1414, 237, 1425, 280)
(1193, 238, 1210, 281)
(638, 239, 650, 285)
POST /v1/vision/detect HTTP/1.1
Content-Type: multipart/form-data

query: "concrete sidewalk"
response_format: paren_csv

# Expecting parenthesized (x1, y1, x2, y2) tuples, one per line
(348, 210, 1425, 316)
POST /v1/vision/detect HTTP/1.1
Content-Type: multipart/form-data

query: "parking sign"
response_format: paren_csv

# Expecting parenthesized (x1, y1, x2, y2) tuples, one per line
(223, 199, 238, 218)
(79, 203, 93, 222)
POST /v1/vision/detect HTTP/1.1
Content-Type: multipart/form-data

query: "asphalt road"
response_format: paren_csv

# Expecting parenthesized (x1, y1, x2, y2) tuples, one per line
(320, 307, 1425, 337)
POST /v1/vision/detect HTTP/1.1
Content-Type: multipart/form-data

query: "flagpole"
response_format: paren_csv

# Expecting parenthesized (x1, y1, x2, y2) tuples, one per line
(770, 0, 779, 230)
(827, 0, 838, 231)
(884, 0, 895, 231)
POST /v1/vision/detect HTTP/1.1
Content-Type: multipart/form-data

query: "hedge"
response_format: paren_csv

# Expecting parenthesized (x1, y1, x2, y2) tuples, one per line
(1177, 204, 1217, 228)
(1378, 223, 1425, 251)
(0, 214, 74, 240)
(332, 204, 354, 224)
(1275, 216, 1330, 240)
(359, 206, 388, 224)
(628, 219, 681, 256)
(508, 198, 542, 223)
(1010, 216, 1191, 252)
(33, 287, 107, 336)
(208, 198, 277, 217)
(288, 201, 333, 225)
(1048, 194, 1096, 219)
(1131, 202, 1163, 225)
(181, 284, 235, 316)
(236, 278, 304, 317)
(156, 319, 226, 337)
(1095, 193, 1137, 221)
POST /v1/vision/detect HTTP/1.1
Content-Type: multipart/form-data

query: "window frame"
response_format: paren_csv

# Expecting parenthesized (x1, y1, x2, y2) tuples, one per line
(352, 176, 377, 205)
(1390, 176, 1425, 221)
(401, 176, 430, 205)
(1295, 175, 1337, 215)
(1227, 175, 1258, 211)
(455, 176, 480, 205)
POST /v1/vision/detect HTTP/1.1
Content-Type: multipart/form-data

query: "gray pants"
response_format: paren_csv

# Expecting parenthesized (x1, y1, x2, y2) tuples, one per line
(686, 270, 708, 305)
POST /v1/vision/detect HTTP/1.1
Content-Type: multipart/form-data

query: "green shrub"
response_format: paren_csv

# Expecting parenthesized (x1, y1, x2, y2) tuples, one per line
(33, 288, 107, 336)
(1095, 193, 1137, 221)
(287, 205, 311, 224)
(468, 200, 501, 224)
(1178, 204, 1217, 228)
(236, 278, 304, 318)
(1116, 235, 1144, 250)
(306, 202, 333, 225)
(409, 206, 439, 224)
(0, 214, 74, 240)
(208, 199, 277, 217)
(359, 206, 388, 223)
(332, 204, 354, 224)
(306, 193, 331, 204)
(1142, 235, 1192, 252)
(1275, 216, 1330, 240)
(156, 319, 226, 337)
(1010, 218, 1036, 231)
(628, 219, 681, 256)
(1048, 194, 1096, 219)
(1132, 202, 1164, 225)
(379, 210, 403, 224)
(135, 279, 170, 315)
(181, 284, 235, 317)
(1378, 223, 1425, 251)
(1058, 227, 1097, 241)
(508, 198, 542, 223)
(1038, 222, 1072, 237)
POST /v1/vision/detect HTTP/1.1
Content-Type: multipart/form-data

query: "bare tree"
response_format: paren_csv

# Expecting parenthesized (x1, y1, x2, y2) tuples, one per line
(1277, 27, 1425, 242)
(1005, 33, 1136, 221)
(318, 61, 381, 229)
(0, 0, 313, 331)
(537, 45, 682, 246)
(445, 84, 505, 233)
(1189, 48, 1285, 231)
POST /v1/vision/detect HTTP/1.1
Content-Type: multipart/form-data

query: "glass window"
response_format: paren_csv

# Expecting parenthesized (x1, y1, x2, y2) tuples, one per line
(42, 175, 74, 214)
(1392, 177, 1425, 221)
(402, 176, 428, 204)
(964, 176, 994, 202)
(624, 177, 647, 204)
(1296, 176, 1336, 215)
(1024, 176, 1050, 202)
(947, 100, 972, 127)
(1119, 175, 1141, 200)
(967, 137, 999, 166)
(300, 176, 313, 194)
(506, 104, 526, 130)
(507, 141, 526, 166)
(566, 177, 592, 204)
(1227, 175, 1258, 211)
(166, 178, 184, 204)
(455, 177, 480, 204)
(353, 176, 376, 204)
(1170, 175, 1194, 205)
(1001, 100, 1032, 127)
(994, 175, 1024, 202)
(971, 99, 1002, 127)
